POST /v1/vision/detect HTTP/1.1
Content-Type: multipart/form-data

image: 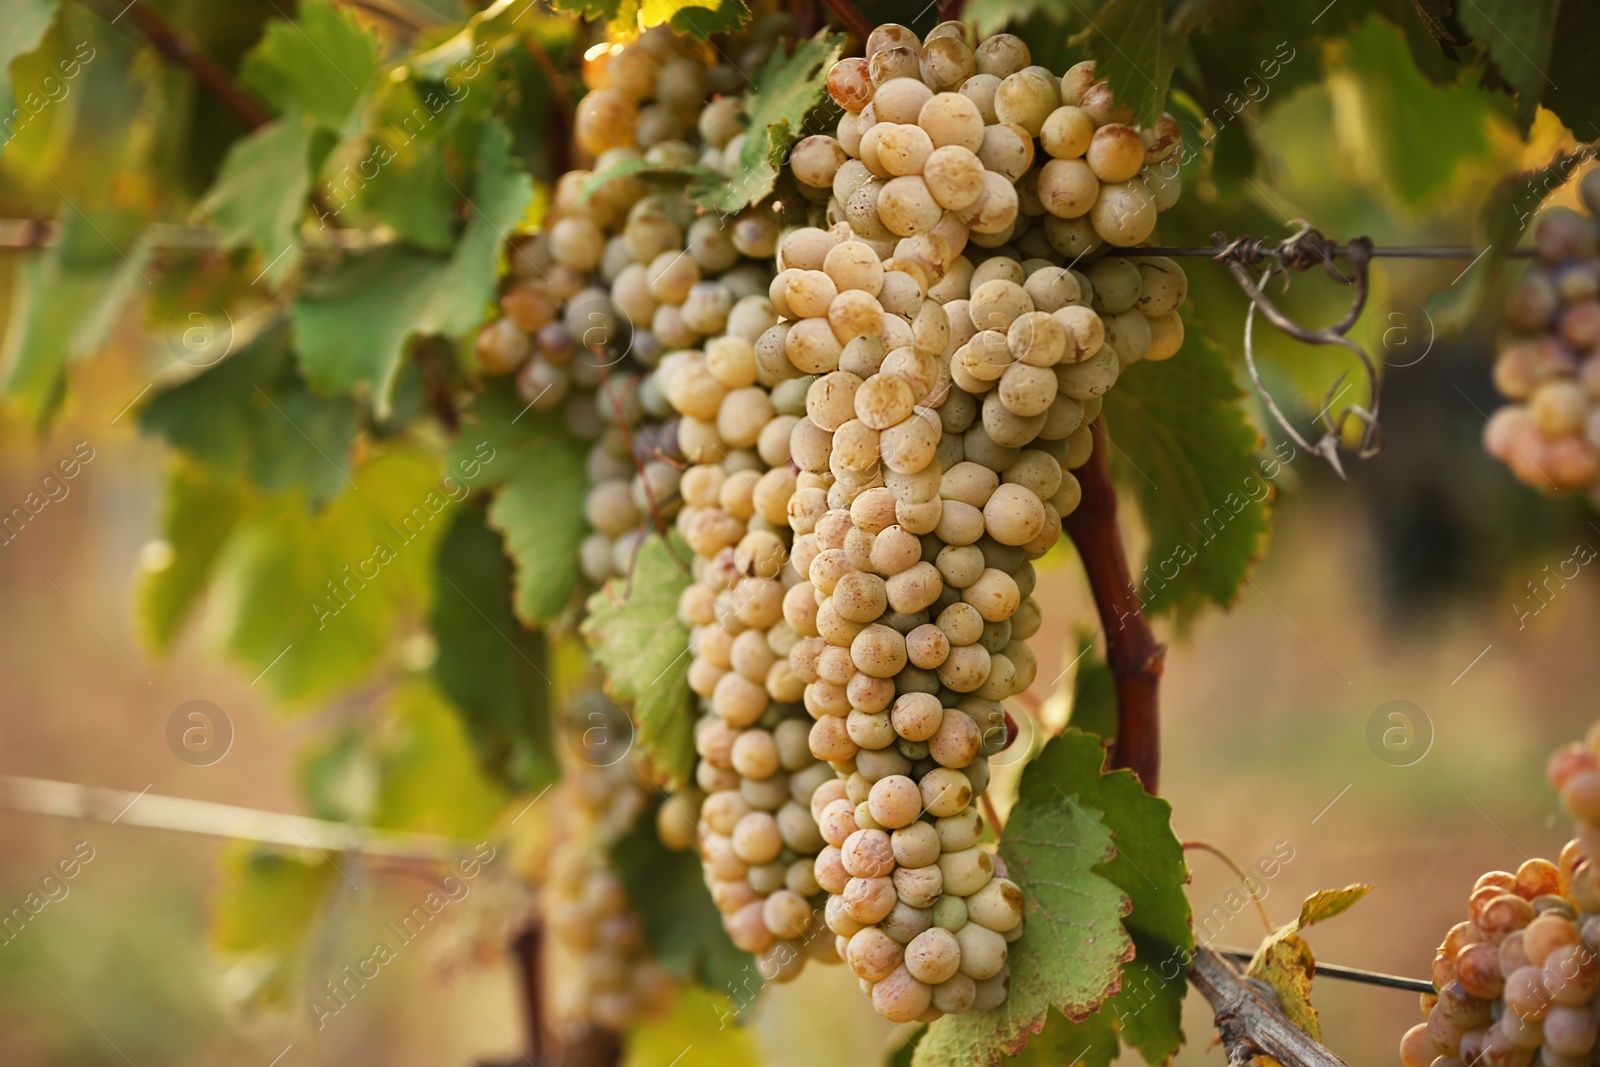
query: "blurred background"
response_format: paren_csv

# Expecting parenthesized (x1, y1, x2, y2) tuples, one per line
(3, 4, 1598, 1067)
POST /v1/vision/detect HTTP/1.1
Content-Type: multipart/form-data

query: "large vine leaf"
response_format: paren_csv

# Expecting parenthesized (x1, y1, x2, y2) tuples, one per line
(1086, 0, 1178, 128)
(610, 800, 750, 991)
(1101, 328, 1274, 621)
(239, 0, 380, 133)
(448, 381, 590, 625)
(195, 119, 314, 288)
(292, 116, 532, 418)
(1455, 0, 1560, 129)
(690, 31, 843, 215)
(368, 678, 512, 838)
(137, 461, 252, 653)
(1036, 730, 1193, 1064)
(209, 845, 335, 1010)
(0, 209, 148, 430)
(582, 532, 696, 789)
(138, 316, 361, 506)
(430, 501, 557, 792)
(1245, 884, 1372, 1040)
(211, 447, 450, 704)
(1540, 0, 1600, 138)
(913, 734, 1136, 1067)
(1326, 17, 1497, 210)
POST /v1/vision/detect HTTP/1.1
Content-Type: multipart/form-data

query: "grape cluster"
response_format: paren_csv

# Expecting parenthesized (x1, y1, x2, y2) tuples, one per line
(749, 21, 1193, 1025)
(656, 262, 849, 978)
(1398, 853, 1600, 1067)
(541, 693, 676, 1034)
(1486, 170, 1600, 497)
(1397, 726, 1600, 1067)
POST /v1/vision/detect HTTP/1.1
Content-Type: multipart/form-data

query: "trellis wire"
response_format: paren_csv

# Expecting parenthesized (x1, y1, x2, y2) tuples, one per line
(1216, 947, 1435, 994)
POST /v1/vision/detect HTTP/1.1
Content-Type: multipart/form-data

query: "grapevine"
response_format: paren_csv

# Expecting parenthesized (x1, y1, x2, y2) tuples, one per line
(6, 4, 1600, 1067)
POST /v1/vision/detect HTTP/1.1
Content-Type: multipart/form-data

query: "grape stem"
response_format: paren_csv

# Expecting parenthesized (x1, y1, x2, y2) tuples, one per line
(1188, 944, 1350, 1067)
(1061, 418, 1166, 793)
(817, 0, 873, 44)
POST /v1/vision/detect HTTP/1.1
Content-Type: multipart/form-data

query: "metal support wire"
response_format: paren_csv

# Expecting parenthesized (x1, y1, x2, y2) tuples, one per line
(1215, 947, 1435, 994)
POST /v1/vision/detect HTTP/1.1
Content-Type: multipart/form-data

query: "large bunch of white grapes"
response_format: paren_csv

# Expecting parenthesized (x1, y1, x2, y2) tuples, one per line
(754, 22, 1188, 1024)
(541, 692, 676, 1033)
(648, 209, 848, 981)
(473, 25, 803, 587)
(1486, 170, 1600, 497)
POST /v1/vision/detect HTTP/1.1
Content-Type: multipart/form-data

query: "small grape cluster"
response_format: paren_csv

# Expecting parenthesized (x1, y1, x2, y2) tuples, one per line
(1398, 725, 1600, 1067)
(541, 692, 676, 1034)
(1486, 170, 1600, 497)
(752, 21, 1188, 1026)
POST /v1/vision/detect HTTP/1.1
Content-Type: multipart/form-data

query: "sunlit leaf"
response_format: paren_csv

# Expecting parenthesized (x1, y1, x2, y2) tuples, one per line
(292, 117, 532, 418)
(369, 678, 511, 838)
(136, 460, 252, 653)
(240, 0, 380, 132)
(209, 845, 335, 1009)
(195, 119, 313, 288)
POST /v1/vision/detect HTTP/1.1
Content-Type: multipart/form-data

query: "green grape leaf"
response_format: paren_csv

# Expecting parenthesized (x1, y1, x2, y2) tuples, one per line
(138, 317, 361, 506)
(913, 733, 1138, 1067)
(0, 0, 59, 131)
(209, 844, 335, 1009)
(639, 0, 752, 38)
(689, 31, 843, 215)
(1541, 0, 1600, 139)
(1326, 17, 1495, 210)
(624, 987, 761, 1067)
(0, 209, 148, 430)
(431, 501, 558, 792)
(1455, 0, 1559, 129)
(359, 144, 456, 251)
(1101, 328, 1275, 620)
(581, 156, 725, 200)
(1008, 1007, 1118, 1067)
(610, 800, 752, 993)
(1067, 630, 1117, 742)
(195, 119, 314, 288)
(448, 381, 589, 625)
(212, 446, 450, 704)
(136, 461, 253, 653)
(1244, 883, 1373, 1041)
(1087, 0, 1178, 128)
(1030, 730, 1192, 1064)
(369, 679, 511, 838)
(964, 0, 1063, 37)
(582, 533, 697, 790)
(240, 0, 380, 132)
(292, 117, 532, 418)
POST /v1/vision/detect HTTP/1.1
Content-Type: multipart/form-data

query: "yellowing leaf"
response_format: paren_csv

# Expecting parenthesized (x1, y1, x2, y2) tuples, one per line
(625, 987, 758, 1067)
(582, 533, 696, 788)
(1296, 884, 1372, 928)
(369, 678, 511, 838)
(1245, 883, 1373, 1041)
(209, 844, 335, 1009)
